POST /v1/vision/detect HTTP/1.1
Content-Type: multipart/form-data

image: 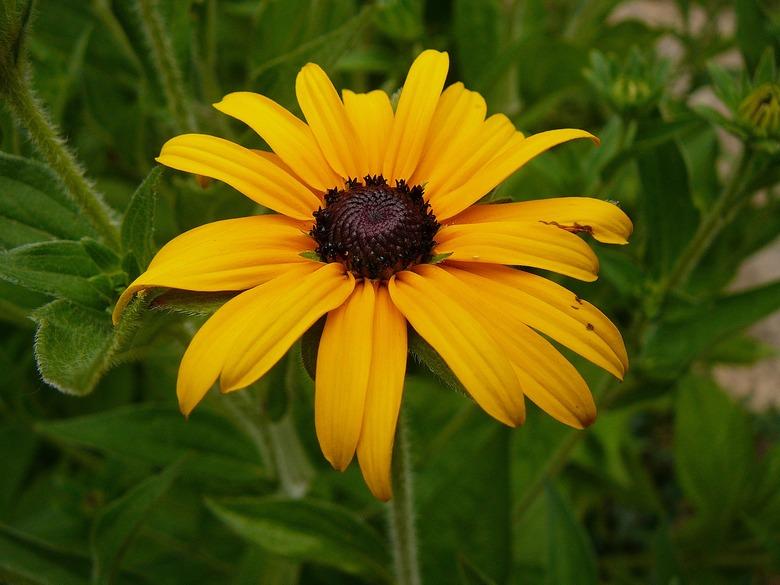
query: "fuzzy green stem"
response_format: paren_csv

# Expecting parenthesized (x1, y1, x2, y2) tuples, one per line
(2, 72, 120, 248)
(136, 0, 196, 132)
(388, 416, 422, 585)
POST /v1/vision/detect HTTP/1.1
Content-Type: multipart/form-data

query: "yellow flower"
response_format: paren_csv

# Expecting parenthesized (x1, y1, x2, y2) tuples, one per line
(114, 50, 631, 501)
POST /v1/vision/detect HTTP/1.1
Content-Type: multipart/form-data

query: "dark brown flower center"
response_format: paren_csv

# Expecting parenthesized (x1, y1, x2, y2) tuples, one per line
(311, 176, 439, 280)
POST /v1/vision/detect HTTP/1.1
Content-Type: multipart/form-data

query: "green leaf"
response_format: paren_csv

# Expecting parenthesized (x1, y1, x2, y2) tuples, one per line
(416, 419, 513, 584)
(704, 333, 776, 365)
(735, 0, 776, 73)
(91, 460, 181, 585)
(674, 374, 754, 534)
(31, 300, 117, 396)
(0, 240, 115, 309)
(642, 280, 780, 377)
(706, 62, 742, 109)
(0, 152, 96, 248)
(453, 0, 500, 89)
(545, 483, 598, 585)
(121, 167, 161, 277)
(36, 405, 268, 490)
(0, 279, 49, 325)
(0, 530, 86, 585)
(207, 497, 391, 582)
(636, 128, 700, 276)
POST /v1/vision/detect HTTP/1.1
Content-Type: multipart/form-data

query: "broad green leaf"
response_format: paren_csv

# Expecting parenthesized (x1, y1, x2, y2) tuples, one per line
(121, 167, 161, 277)
(642, 280, 780, 376)
(416, 420, 513, 584)
(0, 240, 116, 309)
(31, 300, 117, 395)
(545, 483, 598, 585)
(36, 405, 268, 490)
(674, 375, 754, 535)
(0, 151, 95, 248)
(0, 530, 86, 585)
(91, 460, 181, 585)
(453, 0, 500, 89)
(636, 128, 700, 276)
(207, 496, 391, 582)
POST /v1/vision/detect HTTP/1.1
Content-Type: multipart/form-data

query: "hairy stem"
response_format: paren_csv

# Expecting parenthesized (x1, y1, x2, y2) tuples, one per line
(2, 72, 120, 248)
(388, 416, 422, 585)
(136, 0, 196, 132)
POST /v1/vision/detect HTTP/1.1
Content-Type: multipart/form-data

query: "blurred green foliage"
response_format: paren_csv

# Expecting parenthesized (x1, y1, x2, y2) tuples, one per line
(0, 0, 779, 583)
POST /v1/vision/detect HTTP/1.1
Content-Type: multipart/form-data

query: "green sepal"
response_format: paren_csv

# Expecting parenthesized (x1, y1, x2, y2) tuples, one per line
(149, 289, 238, 316)
(407, 328, 469, 398)
(298, 250, 321, 262)
(428, 251, 453, 264)
(300, 317, 326, 380)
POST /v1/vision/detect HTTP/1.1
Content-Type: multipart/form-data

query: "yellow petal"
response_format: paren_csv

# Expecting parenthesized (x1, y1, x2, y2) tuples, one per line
(388, 269, 524, 426)
(112, 215, 312, 324)
(424, 114, 516, 204)
(433, 129, 600, 220)
(342, 89, 394, 177)
(435, 221, 599, 281)
(213, 92, 342, 191)
(176, 263, 321, 416)
(220, 263, 355, 392)
(416, 264, 595, 428)
(315, 281, 376, 471)
(357, 285, 407, 500)
(446, 263, 628, 379)
(383, 50, 449, 182)
(452, 197, 633, 244)
(156, 134, 321, 220)
(296, 64, 368, 180)
(409, 82, 487, 186)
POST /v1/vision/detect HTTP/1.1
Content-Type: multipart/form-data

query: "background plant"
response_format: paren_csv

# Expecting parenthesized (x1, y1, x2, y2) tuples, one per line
(0, 0, 779, 583)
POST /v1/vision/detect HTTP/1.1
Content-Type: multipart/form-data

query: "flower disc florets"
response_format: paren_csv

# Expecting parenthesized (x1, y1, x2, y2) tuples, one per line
(311, 175, 439, 280)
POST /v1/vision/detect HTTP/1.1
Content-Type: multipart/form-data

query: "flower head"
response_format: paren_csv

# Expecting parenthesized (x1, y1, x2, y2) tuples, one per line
(114, 50, 632, 500)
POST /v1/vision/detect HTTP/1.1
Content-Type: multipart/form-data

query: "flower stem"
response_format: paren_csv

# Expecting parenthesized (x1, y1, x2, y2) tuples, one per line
(388, 416, 422, 585)
(136, 0, 196, 132)
(2, 71, 120, 248)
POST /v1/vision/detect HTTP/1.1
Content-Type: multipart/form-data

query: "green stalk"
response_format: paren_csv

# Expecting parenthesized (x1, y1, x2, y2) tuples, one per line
(2, 71, 120, 248)
(136, 0, 196, 132)
(388, 416, 422, 585)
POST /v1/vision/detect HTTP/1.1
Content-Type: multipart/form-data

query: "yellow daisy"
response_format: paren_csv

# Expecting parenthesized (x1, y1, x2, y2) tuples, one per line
(113, 50, 631, 501)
